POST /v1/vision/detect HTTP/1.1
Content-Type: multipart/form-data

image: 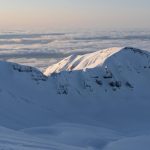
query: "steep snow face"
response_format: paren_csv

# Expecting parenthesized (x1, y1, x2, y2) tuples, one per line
(44, 47, 150, 97)
(44, 47, 122, 75)
(44, 47, 150, 75)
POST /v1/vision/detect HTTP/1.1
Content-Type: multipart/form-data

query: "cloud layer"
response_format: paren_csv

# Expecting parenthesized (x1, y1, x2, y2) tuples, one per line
(0, 30, 150, 71)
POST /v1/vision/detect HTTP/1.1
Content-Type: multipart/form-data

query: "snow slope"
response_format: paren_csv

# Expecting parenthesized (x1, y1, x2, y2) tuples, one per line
(44, 47, 150, 73)
(0, 125, 88, 150)
(21, 123, 122, 150)
(44, 47, 122, 74)
(0, 47, 150, 149)
(104, 135, 150, 150)
(44, 46, 150, 104)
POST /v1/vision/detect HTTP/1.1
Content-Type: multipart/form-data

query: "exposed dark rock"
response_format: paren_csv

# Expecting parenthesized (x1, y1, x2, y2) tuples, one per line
(57, 84, 68, 95)
(96, 79, 103, 85)
(125, 82, 134, 88)
(109, 81, 122, 88)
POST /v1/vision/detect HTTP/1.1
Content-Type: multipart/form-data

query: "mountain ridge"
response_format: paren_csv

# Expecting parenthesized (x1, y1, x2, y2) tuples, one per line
(0, 47, 150, 130)
(44, 47, 150, 76)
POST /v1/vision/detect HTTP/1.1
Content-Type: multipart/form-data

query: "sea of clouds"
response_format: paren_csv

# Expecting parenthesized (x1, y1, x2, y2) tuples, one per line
(0, 29, 150, 71)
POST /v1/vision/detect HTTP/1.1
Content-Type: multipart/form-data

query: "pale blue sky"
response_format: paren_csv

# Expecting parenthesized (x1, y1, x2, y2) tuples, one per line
(0, 0, 150, 30)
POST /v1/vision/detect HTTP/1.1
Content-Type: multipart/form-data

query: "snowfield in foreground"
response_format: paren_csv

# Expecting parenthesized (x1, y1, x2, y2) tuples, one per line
(0, 47, 150, 149)
(1, 124, 150, 150)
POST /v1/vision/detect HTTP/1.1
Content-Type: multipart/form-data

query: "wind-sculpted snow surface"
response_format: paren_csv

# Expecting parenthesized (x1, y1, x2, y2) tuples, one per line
(0, 47, 150, 149)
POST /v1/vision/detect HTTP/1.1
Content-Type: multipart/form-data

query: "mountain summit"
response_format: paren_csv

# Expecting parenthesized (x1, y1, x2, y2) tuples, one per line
(44, 47, 150, 75)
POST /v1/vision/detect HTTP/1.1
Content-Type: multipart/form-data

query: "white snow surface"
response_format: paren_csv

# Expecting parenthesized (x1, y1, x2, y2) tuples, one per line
(104, 135, 150, 150)
(44, 47, 122, 75)
(0, 47, 150, 149)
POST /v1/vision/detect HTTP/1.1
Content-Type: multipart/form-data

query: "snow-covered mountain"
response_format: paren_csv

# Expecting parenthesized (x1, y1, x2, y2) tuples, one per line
(44, 47, 150, 96)
(0, 46, 150, 128)
(0, 47, 150, 150)
(44, 47, 150, 73)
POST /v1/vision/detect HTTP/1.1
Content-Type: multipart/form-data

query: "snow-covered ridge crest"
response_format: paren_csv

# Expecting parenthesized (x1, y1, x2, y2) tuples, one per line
(44, 47, 121, 75)
(0, 61, 48, 82)
(44, 47, 150, 76)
